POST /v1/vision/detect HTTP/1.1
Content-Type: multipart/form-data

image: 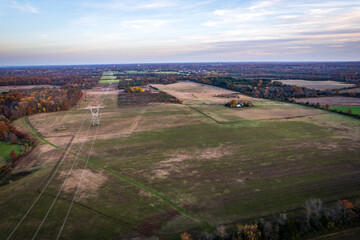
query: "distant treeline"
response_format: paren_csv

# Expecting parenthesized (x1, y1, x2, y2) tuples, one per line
(0, 66, 102, 89)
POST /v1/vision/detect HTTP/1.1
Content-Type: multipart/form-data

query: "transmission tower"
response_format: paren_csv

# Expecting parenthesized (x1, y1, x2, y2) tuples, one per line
(85, 106, 104, 126)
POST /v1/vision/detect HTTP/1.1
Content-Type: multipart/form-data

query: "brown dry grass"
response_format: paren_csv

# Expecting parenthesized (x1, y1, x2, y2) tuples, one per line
(58, 169, 107, 201)
(152, 81, 255, 104)
(151, 146, 234, 179)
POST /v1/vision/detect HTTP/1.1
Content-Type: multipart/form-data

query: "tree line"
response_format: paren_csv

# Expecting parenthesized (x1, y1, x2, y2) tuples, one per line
(180, 198, 360, 240)
(0, 66, 102, 89)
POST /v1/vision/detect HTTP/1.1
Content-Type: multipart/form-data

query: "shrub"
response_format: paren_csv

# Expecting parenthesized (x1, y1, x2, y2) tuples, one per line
(238, 224, 261, 240)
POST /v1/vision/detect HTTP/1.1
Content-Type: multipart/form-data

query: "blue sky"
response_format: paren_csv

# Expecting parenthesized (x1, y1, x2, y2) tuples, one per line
(0, 0, 360, 65)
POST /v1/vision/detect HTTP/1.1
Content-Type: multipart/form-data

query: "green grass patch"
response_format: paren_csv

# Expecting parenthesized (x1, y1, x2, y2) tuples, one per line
(126, 70, 149, 74)
(100, 76, 117, 80)
(99, 79, 120, 84)
(329, 106, 360, 115)
(0, 141, 23, 165)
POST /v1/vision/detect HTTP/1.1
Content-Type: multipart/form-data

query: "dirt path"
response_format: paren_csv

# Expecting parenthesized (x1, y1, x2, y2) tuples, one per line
(128, 109, 146, 133)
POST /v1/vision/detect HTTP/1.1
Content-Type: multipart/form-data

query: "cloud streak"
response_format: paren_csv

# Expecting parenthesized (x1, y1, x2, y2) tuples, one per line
(9, 1, 38, 13)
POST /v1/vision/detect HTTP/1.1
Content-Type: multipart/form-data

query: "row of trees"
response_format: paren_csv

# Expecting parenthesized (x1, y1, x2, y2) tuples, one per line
(181, 198, 360, 240)
(0, 117, 31, 143)
(124, 87, 146, 93)
(0, 116, 34, 178)
(225, 99, 253, 108)
(291, 100, 360, 118)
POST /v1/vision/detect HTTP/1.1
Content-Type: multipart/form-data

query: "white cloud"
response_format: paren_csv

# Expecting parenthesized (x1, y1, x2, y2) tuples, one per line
(122, 19, 167, 30)
(9, 1, 38, 13)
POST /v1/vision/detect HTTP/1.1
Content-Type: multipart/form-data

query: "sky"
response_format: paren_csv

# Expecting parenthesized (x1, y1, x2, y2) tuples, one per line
(0, 0, 360, 65)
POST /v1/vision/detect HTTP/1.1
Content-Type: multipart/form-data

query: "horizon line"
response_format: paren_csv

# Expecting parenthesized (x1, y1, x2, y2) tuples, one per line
(1, 60, 360, 68)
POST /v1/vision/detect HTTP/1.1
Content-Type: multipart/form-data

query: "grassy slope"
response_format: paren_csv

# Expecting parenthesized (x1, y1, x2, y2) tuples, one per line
(0, 141, 23, 165)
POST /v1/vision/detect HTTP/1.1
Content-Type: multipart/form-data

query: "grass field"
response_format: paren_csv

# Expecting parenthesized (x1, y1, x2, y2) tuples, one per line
(329, 106, 360, 115)
(0, 142, 23, 166)
(1, 81, 359, 239)
(98, 79, 120, 84)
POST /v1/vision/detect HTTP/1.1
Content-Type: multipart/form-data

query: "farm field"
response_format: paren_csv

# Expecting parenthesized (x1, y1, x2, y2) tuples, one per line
(273, 80, 354, 90)
(0, 142, 23, 166)
(294, 96, 360, 106)
(0, 81, 360, 239)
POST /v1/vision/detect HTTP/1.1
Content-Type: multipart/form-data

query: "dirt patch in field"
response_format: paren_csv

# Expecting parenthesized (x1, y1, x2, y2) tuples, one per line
(151, 146, 233, 179)
(96, 110, 146, 140)
(162, 146, 233, 165)
(294, 97, 360, 106)
(58, 169, 107, 201)
(152, 169, 170, 179)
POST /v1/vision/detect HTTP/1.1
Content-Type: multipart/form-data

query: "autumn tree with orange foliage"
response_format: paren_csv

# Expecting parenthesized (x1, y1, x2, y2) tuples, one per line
(0, 87, 83, 120)
(237, 224, 261, 240)
(180, 232, 193, 240)
(10, 150, 18, 161)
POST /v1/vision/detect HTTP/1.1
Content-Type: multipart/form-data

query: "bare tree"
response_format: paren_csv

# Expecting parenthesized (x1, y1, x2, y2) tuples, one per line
(304, 198, 322, 226)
